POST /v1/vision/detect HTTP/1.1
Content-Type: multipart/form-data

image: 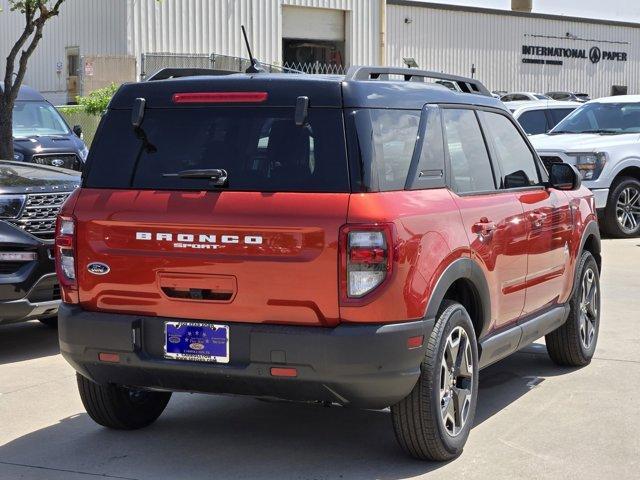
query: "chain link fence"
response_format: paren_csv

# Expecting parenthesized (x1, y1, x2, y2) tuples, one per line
(57, 106, 101, 147)
(140, 53, 309, 79)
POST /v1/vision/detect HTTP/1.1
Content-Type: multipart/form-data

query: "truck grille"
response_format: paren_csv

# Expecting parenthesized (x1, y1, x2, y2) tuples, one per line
(8, 192, 72, 239)
(31, 154, 81, 171)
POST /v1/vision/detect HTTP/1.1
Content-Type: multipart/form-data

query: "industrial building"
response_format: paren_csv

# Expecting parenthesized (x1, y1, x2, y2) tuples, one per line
(0, 0, 638, 104)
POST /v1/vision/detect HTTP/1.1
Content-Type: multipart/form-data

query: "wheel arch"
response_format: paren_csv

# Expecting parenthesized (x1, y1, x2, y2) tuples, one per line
(580, 221, 602, 273)
(424, 258, 492, 341)
(611, 165, 640, 185)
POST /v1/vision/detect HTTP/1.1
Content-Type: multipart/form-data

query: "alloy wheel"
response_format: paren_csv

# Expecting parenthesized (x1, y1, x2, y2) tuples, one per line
(579, 267, 598, 350)
(615, 186, 640, 233)
(439, 326, 474, 437)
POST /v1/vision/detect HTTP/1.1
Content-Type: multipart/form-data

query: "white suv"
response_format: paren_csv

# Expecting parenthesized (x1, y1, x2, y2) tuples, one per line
(531, 95, 640, 237)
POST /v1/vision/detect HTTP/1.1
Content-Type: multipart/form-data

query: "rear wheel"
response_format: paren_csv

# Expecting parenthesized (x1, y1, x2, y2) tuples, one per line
(391, 301, 479, 461)
(603, 177, 640, 237)
(77, 373, 171, 430)
(546, 251, 600, 367)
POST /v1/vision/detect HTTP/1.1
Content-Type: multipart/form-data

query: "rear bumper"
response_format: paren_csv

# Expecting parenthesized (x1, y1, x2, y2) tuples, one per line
(0, 274, 60, 325)
(58, 304, 434, 409)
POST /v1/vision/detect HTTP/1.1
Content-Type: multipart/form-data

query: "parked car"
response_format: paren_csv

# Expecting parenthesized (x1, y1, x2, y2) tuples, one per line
(531, 95, 640, 237)
(1, 84, 88, 171)
(507, 100, 578, 135)
(0, 161, 80, 327)
(57, 66, 601, 461)
(546, 91, 591, 103)
(500, 91, 551, 102)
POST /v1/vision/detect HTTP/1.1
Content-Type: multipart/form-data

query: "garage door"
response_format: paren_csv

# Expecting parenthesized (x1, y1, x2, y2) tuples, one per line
(282, 6, 345, 41)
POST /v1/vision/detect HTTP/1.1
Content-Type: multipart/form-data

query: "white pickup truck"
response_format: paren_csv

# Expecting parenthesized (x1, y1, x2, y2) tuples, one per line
(531, 95, 640, 237)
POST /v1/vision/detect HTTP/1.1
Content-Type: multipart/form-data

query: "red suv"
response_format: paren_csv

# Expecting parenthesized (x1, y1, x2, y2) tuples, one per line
(57, 66, 602, 461)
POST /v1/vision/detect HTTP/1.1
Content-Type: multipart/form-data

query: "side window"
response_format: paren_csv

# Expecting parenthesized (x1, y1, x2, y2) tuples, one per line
(370, 109, 421, 191)
(442, 109, 496, 194)
(408, 106, 445, 189)
(479, 111, 541, 189)
(518, 110, 549, 135)
(549, 108, 575, 126)
(512, 94, 529, 101)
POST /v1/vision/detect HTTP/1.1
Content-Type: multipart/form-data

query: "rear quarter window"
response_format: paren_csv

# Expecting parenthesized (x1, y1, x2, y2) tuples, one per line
(84, 107, 349, 193)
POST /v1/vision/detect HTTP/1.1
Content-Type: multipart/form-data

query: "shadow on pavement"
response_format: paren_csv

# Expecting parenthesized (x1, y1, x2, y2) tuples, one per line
(0, 341, 583, 480)
(0, 321, 59, 365)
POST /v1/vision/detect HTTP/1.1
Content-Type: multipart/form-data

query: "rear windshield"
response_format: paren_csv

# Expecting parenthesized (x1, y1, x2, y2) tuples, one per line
(85, 107, 349, 192)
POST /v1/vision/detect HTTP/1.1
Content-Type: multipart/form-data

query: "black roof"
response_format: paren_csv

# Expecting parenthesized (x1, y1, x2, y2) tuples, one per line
(109, 67, 504, 111)
(0, 84, 46, 101)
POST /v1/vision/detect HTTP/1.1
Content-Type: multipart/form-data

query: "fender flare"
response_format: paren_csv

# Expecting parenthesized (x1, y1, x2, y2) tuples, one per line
(579, 221, 601, 260)
(424, 257, 492, 339)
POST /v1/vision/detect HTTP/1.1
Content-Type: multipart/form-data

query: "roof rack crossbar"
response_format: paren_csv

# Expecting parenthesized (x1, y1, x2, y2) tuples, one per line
(345, 66, 491, 97)
(145, 68, 236, 81)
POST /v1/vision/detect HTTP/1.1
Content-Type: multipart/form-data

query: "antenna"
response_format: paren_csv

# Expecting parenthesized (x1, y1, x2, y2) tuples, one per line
(241, 25, 264, 74)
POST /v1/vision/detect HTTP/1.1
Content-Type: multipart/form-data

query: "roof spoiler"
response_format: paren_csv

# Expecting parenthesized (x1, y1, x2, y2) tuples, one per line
(145, 68, 236, 81)
(345, 66, 491, 97)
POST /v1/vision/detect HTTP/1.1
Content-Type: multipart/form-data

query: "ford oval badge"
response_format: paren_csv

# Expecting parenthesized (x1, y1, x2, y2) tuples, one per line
(87, 262, 110, 275)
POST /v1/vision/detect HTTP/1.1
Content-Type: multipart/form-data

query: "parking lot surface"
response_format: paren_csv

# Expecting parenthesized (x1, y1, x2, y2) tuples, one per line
(1, 238, 638, 480)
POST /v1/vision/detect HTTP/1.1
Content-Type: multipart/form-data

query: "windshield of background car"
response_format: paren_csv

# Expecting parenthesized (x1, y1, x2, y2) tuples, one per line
(12, 101, 70, 137)
(550, 103, 640, 134)
(84, 107, 350, 192)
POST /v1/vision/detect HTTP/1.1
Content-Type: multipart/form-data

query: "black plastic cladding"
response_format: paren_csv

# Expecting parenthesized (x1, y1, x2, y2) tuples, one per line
(108, 73, 507, 111)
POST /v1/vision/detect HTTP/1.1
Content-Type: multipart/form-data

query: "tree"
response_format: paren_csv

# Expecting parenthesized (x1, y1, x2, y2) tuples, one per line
(0, 1, 66, 161)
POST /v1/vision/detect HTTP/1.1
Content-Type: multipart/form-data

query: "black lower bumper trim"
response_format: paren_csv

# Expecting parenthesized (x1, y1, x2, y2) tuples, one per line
(58, 304, 434, 409)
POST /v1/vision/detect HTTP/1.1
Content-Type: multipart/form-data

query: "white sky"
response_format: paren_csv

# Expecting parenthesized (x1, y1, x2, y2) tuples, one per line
(420, 0, 640, 24)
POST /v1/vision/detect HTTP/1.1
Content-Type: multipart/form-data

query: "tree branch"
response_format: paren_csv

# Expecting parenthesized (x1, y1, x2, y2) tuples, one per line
(3, 5, 36, 96)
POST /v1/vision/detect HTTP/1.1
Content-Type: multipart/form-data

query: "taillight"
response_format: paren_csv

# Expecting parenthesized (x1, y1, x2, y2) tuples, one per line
(55, 215, 79, 304)
(340, 224, 394, 303)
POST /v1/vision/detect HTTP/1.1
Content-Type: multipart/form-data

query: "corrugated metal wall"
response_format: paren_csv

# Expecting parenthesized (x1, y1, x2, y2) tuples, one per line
(0, 0, 128, 104)
(127, 0, 381, 74)
(387, 4, 640, 98)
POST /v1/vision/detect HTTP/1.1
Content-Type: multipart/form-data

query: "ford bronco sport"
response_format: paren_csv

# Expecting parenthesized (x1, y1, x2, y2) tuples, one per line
(57, 66, 602, 461)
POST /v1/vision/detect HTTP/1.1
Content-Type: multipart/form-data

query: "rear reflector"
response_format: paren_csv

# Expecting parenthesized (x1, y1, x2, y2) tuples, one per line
(270, 367, 298, 378)
(407, 336, 424, 349)
(172, 92, 268, 104)
(98, 352, 121, 363)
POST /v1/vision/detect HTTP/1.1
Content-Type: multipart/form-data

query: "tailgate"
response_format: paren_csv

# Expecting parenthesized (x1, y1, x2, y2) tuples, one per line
(74, 189, 348, 326)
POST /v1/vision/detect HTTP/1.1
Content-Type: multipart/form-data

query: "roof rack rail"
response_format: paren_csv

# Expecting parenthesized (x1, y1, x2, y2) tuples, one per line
(345, 66, 491, 97)
(145, 68, 236, 81)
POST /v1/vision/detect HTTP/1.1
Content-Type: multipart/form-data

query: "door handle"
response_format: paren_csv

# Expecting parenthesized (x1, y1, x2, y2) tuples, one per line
(472, 217, 497, 237)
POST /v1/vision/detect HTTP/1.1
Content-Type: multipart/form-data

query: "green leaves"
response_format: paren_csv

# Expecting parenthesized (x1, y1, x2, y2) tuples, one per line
(77, 83, 120, 116)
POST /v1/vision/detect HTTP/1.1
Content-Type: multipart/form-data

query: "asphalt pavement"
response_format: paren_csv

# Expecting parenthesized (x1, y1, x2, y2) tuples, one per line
(1, 238, 638, 480)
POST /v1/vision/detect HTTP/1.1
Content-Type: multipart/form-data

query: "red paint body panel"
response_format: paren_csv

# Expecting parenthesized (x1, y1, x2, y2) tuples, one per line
(73, 189, 349, 327)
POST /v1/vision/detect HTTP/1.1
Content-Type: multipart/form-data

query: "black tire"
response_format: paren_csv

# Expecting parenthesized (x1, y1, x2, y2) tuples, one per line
(38, 316, 58, 328)
(602, 176, 640, 238)
(546, 251, 600, 367)
(77, 373, 171, 430)
(391, 301, 479, 461)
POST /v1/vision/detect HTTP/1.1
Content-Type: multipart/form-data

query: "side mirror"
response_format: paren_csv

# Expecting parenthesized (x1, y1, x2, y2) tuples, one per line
(549, 162, 581, 191)
(73, 125, 83, 139)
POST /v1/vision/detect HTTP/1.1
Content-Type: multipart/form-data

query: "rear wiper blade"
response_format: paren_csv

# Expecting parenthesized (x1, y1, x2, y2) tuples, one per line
(162, 168, 228, 186)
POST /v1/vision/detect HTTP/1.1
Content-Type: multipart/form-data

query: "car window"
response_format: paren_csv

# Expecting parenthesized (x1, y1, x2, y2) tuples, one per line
(548, 108, 576, 126)
(85, 107, 349, 192)
(443, 109, 495, 193)
(369, 109, 421, 191)
(512, 94, 530, 101)
(552, 102, 640, 134)
(500, 94, 513, 102)
(479, 111, 541, 189)
(409, 107, 445, 189)
(518, 110, 549, 135)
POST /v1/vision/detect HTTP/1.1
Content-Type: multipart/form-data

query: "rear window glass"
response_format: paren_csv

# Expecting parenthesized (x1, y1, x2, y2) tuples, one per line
(352, 109, 421, 191)
(518, 110, 549, 135)
(85, 107, 349, 192)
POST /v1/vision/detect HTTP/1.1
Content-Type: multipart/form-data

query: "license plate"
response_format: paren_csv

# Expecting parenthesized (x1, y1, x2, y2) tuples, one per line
(164, 322, 229, 363)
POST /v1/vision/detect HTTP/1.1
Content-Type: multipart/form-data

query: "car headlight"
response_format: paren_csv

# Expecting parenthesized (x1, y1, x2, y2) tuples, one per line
(567, 152, 607, 181)
(78, 145, 89, 162)
(0, 194, 26, 219)
(13, 152, 24, 162)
